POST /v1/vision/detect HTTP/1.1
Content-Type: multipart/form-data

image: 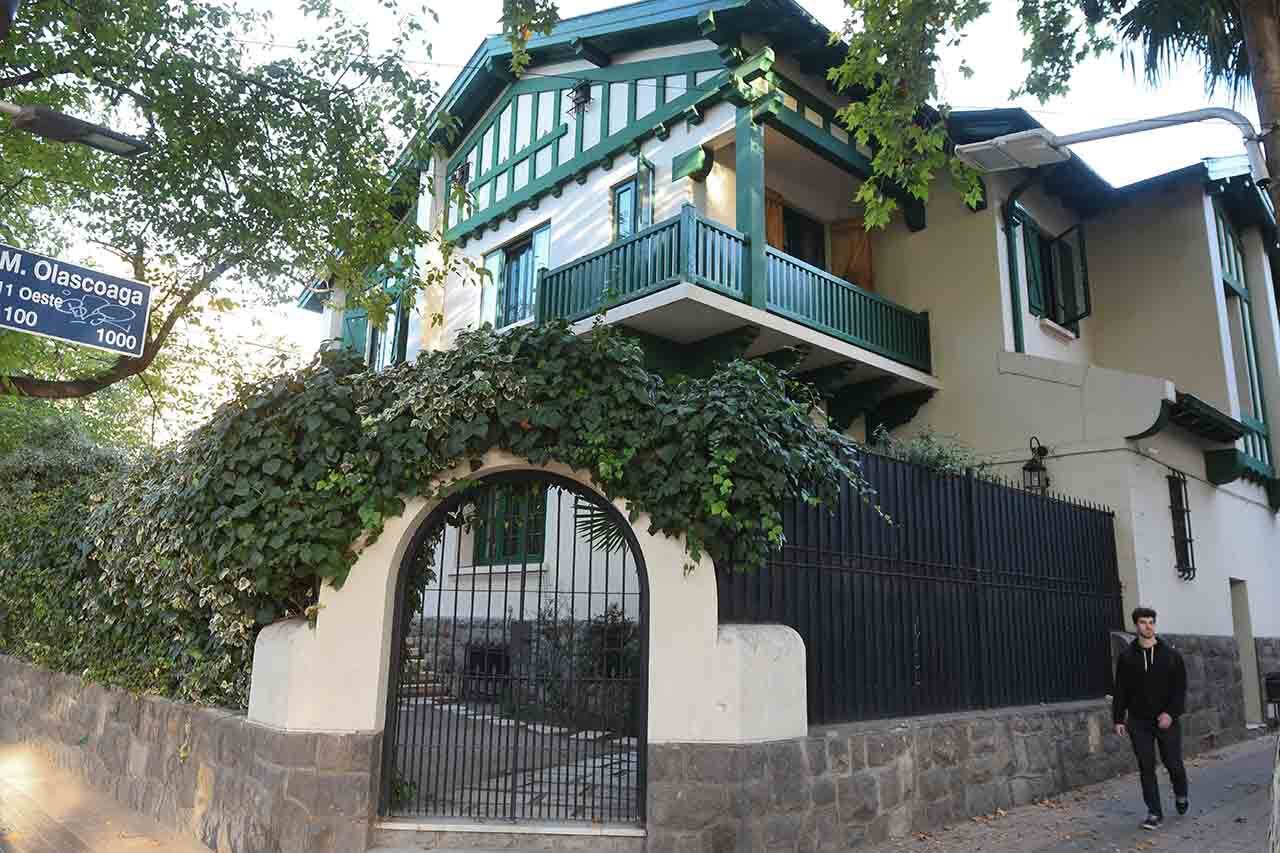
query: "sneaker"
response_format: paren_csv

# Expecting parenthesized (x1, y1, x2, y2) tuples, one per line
(1141, 814, 1163, 831)
(1176, 797, 1189, 815)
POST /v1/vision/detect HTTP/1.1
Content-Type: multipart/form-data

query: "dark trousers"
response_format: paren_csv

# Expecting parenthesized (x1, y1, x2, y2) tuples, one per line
(1128, 716, 1188, 816)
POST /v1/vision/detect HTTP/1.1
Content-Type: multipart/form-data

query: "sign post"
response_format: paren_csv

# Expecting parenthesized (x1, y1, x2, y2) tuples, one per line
(0, 242, 151, 358)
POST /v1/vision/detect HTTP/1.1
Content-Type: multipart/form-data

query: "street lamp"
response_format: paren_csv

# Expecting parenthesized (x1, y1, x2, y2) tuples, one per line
(954, 107, 1270, 186)
(0, 101, 150, 157)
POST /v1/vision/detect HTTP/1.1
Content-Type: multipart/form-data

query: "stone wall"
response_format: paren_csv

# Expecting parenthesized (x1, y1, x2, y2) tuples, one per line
(1257, 637, 1280, 722)
(646, 700, 1132, 853)
(1153, 633, 1248, 751)
(648, 631, 1251, 853)
(0, 655, 379, 853)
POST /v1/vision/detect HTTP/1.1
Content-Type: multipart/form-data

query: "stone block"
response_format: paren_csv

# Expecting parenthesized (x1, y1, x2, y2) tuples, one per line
(649, 745, 688, 783)
(877, 765, 900, 810)
(263, 728, 319, 770)
(314, 731, 377, 774)
(732, 780, 771, 819)
(964, 781, 999, 816)
(811, 777, 835, 808)
(918, 767, 950, 802)
(687, 744, 741, 784)
(804, 737, 828, 776)
(835, 771, 878, 824)
(650, 782, 729, 831)
(865, 731, 907, 767)
(765, 813, 803, 847)
(127, 737, 150, 779)
(704, 821, 738, 853)
(826, 737, 849, 776)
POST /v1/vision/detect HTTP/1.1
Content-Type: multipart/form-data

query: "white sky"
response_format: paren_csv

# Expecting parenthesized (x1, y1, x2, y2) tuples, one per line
(251, 0, 1255, 355)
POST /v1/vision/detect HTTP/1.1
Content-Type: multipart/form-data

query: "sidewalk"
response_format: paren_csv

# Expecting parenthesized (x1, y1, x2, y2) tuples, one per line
(859, 733, 1277, 853)
(0, 744, 208, 853)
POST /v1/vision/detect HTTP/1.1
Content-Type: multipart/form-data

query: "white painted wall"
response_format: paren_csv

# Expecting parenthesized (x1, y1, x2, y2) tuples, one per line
(247, 451, 808, 744)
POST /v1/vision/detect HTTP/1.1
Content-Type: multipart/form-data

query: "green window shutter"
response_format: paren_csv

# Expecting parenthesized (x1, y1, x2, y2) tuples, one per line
(1055, 224, 1092, 326)
(1021, 216, 1045, 317)
(341, 308, 369, 360)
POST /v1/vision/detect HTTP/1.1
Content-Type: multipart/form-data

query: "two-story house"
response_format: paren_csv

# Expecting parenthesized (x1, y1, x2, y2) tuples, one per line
(301, 0, 1280, 731)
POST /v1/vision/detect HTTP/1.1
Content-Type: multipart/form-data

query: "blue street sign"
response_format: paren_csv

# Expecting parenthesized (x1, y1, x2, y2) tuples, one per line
(0, 242, 151, 358)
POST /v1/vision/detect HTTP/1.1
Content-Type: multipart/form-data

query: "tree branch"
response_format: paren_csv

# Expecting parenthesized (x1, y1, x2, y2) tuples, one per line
(0, 255, 246, 399)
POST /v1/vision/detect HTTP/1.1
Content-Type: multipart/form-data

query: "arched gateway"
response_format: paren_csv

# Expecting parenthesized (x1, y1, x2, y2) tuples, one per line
(378, 471, 649, 825)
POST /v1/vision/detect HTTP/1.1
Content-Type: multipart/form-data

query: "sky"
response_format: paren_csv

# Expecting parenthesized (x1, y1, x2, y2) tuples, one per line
(244, 0, 1257, 360)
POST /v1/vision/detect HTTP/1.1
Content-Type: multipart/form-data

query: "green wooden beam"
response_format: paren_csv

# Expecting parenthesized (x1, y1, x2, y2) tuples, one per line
(736, 103, 767, 309)
(628, 326, 760, 379)
(868, 390, 936, 435)
(734, 47, 775, 84)
(571, 37, 611, 68)
(796, 363, 858, 397)
(761, 345, 812, 371)
(828, 377, 896, 432)
(1205, 449, 1245, 485)
(672, 144, 713, 183)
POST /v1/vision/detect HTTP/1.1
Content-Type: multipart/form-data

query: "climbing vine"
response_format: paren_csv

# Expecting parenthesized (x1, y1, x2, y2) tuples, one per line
(0, 322, 869, 709)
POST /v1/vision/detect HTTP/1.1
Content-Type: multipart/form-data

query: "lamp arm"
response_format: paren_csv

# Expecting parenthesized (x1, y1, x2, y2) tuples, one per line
(1051, 108, 1269, 185)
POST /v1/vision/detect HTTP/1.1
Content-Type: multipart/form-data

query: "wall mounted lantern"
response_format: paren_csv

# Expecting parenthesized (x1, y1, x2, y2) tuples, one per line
(567, 80, 593, 119)
(1023, 436, 1050, 494)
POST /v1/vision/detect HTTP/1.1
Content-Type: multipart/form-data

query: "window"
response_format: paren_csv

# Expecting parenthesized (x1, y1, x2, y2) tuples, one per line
(1015, 206, 1091, 331)
(1214, 202, 1273, 471)
(1167, 472, 1195, 581)
(483, 224, 550, 329)
(783, 205, 826, 270)
(368, 293, 411, 371)
(613, 180, 637, 240)
(473, 483, 547, 566)
(611, 155, 655, 242)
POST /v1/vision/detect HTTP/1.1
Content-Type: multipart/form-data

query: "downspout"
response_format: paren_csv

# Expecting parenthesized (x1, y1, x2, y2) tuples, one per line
(1001, 170, 1044, 355)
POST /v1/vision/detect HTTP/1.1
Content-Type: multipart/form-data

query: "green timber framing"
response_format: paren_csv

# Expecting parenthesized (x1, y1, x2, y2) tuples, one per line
(432, 0, 927, 248)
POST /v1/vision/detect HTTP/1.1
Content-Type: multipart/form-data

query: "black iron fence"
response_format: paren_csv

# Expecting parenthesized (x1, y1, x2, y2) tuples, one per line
(717, 452, 1123, 725)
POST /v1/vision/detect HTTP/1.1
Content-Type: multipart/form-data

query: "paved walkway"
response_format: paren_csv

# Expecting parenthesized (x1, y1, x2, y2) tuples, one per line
(0, 745, 207, 853)
(861, 733, 1278, 853)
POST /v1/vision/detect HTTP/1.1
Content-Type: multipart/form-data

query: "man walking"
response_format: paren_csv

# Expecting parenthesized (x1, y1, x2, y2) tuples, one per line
(1113, 606, 1189, 830)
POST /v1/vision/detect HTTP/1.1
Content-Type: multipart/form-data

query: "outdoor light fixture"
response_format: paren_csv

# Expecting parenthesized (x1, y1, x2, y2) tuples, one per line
(954, 108, 1270, 186)
(0, 102, 150, 157)
(1022, 436, 1050, 495)
(567, 81, 593, 119)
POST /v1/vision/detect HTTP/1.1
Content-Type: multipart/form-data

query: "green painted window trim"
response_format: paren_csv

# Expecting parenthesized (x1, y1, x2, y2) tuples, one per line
(1213, 200, 1272, 474)
(472, 484, 547, 566)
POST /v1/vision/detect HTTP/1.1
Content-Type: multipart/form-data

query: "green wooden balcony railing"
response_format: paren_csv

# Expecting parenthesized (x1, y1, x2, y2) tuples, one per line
(765, 247, 932, 372)
(536, 205, 932, 373)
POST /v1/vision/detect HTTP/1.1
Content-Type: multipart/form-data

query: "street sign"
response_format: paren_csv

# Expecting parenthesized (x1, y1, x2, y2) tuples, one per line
(0, 242, 151, 358)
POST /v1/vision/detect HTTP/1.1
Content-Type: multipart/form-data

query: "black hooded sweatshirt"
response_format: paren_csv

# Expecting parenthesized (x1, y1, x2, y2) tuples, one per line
(1112, 637, 1187, 725)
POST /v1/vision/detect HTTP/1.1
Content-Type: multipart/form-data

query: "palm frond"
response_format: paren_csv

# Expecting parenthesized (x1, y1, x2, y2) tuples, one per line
(573, 497, 628, 554)
(1116, 0, 1250, 99)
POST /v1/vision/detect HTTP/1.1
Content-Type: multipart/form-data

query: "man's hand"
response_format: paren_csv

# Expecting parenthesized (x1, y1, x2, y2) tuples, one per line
(1157, 712, 1173, 730)
(1114, 723, 1127, 737)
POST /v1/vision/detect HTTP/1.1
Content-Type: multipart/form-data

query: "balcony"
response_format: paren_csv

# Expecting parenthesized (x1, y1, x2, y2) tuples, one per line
(536, 205, 933, 375)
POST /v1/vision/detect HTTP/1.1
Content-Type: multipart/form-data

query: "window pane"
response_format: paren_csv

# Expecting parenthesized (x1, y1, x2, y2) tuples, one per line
(615, 182, 636, 239)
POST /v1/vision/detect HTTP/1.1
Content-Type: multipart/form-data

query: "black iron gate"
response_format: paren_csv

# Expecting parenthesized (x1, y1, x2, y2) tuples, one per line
(380, 472, 648, 825)
(718, 453, 1124, 724)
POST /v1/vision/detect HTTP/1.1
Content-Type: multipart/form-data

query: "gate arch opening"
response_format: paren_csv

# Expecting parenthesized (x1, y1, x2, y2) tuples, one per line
(379, 470, 649, 825)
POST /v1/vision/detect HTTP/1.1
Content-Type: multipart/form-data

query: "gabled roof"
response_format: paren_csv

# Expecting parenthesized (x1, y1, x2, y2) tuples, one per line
(425, 0, 843, 149)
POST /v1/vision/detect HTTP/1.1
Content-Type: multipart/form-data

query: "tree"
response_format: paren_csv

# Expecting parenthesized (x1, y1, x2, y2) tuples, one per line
(499, 0, 1280, 223)
(1, 0, 468, 400)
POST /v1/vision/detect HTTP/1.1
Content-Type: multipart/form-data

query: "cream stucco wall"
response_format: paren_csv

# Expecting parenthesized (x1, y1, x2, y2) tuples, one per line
(1087, 181, 1232, 412)
(247, 451, 808, 745)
